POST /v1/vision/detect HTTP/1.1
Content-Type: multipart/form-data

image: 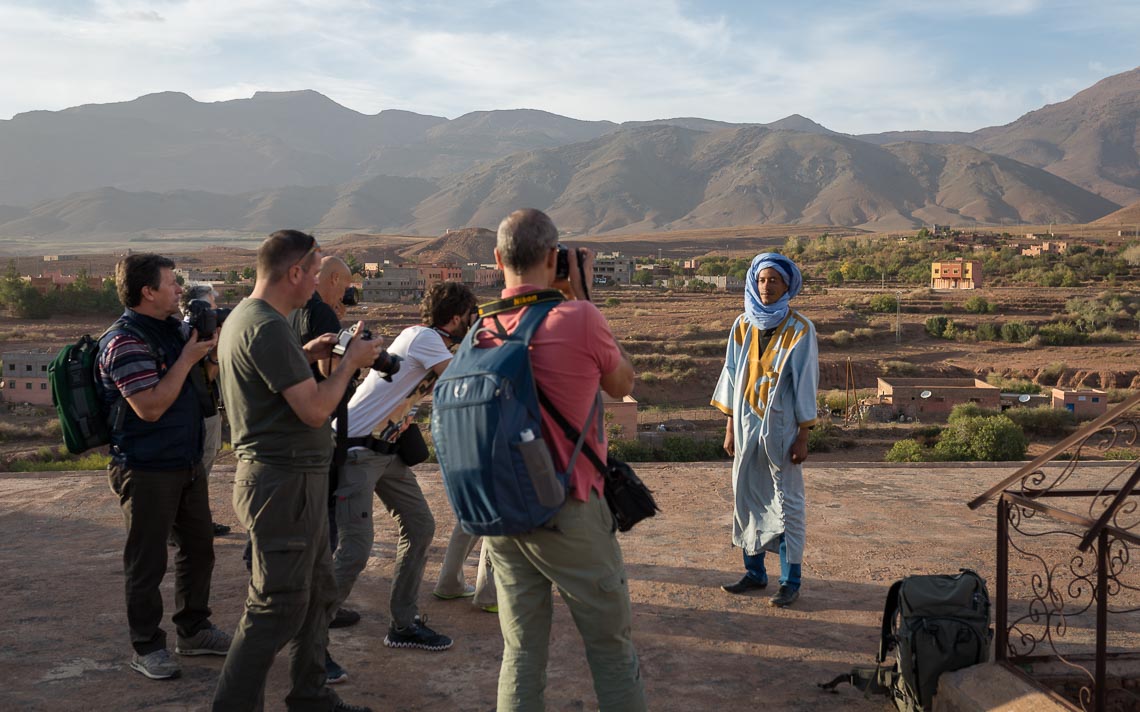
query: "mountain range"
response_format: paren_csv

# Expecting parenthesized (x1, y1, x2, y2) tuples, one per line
(2, 67, 1139, 240)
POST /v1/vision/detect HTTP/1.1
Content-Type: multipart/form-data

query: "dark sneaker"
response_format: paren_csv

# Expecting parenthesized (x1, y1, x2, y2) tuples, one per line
(212, 522, 232, 536)
(332, 700, 373, 712)
(130, 649, 181, 680)
(768, 585, 800, 608)
(326, 652, 348, 684)
(432, 583, 476, 600)
(175, 624, 232, 656)
(383, 616, 453, 651)
(329, 607, 361, 629)
(722, 575, 768, 594)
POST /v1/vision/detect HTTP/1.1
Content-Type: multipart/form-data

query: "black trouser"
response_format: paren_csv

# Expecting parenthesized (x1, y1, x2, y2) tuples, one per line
(108, 461, 215, 655)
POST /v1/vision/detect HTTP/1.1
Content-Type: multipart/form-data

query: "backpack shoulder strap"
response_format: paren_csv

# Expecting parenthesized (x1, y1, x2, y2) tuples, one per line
(878, 579, 905, 663)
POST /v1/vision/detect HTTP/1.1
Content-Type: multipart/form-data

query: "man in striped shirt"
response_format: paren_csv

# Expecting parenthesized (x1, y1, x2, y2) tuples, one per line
(98, 253, 231, 681)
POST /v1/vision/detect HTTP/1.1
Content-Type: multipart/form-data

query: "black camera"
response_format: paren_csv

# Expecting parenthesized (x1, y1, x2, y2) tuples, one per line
(556, 244, 591, 301)
(556, 243, 586, 281)
(186, 299, 231, 341)
(342, 286, 358, 307)
(331, 324, 402, 381)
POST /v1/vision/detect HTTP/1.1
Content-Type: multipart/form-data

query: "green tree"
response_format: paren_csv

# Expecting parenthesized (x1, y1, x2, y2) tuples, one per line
(632, 270, 654, 286)
(869, 294, 898, 313)
(241, 266, 255, 280)
(226, 270, 240, 283)
(963, 295, 991, 314)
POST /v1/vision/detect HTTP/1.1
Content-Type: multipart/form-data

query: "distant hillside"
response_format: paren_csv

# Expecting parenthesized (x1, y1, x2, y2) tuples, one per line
(407, 125, 1118, 234)
(968, 68, 1140, 205)
(0, 175, 438, 237)
(401, 227, 498, 264)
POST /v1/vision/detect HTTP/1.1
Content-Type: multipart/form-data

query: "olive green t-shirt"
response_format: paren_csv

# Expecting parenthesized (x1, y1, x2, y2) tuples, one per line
(218, 297, 332, 467)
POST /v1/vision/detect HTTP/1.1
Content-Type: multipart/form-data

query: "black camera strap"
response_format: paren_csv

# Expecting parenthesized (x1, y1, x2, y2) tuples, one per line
(536, 388, 607, 477)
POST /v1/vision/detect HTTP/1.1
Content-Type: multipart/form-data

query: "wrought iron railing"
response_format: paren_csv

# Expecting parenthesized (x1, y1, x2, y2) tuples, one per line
(970, 392, 1140, 712)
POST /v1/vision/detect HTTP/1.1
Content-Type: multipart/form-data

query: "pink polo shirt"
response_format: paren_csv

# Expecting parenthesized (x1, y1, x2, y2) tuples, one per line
(478, 285, 623, 501)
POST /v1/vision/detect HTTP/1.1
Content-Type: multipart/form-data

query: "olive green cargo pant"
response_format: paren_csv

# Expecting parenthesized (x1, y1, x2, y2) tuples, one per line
(485, 490, 647, 712)
(211, 461, 339, 712)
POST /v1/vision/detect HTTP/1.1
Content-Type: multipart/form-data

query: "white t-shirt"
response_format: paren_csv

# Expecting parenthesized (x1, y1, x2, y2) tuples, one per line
(335, 325, 452, 438)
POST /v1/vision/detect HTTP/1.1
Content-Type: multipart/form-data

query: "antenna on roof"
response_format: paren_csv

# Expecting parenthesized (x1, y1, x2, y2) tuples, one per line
(920, 390, 932, 399)
(1018, 394, 1031, 403)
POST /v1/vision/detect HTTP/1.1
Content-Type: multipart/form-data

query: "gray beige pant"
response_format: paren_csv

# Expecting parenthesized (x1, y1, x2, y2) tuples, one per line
(211, 461, 339, 712)
(331, 448, 435, 628)
(485, 490, 647, 712)
(435, 522, 497, 608)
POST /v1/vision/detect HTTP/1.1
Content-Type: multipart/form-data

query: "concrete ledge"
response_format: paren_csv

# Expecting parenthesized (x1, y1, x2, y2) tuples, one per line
(935, 663, 1077, 712)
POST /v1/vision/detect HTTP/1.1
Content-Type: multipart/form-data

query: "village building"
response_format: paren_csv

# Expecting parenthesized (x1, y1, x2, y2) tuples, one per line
(1021, 241, 1069, 257)
(593, 252, 635, 285)
(2, 351, 54, 406)
(874, 377, 1001, 421)
(1051, 387, 1108, 420)
(930, 258, 982, 289)
(460, 263, 503, 289)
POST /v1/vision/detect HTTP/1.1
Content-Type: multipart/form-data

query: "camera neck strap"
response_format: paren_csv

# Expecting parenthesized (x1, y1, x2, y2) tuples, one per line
(477, 289, 564, 319)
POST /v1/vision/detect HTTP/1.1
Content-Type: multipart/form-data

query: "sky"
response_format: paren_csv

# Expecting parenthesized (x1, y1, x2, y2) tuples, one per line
(0, 0, 1137, 134)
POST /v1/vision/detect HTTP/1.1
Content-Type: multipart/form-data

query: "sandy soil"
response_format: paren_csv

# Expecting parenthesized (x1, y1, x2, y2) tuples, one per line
(0, 460, 1031, 712)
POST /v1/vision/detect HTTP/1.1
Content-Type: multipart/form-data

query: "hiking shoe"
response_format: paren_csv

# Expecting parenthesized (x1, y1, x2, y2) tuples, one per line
(768, 585, 800, 608)
(722, 575, 768, 594)
(130, 649, 181, 680)
(212, 522, 232, 536)
(175, 624, 232, 656)
(432, 584, 476, 600)
(383, 616, 453, 651)
(326, 652, 348, 685)
(329, 607, 361, 629)
(481, 604, 499, 614)
(332, 700, 372, 712)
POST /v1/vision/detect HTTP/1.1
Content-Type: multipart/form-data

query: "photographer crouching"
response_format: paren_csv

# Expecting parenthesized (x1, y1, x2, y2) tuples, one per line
(211, 230, 381, 712)
(324, 281, 477, 679)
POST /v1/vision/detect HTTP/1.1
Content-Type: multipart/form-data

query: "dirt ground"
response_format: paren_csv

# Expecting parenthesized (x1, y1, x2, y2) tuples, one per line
(0, 460, 1025, 712)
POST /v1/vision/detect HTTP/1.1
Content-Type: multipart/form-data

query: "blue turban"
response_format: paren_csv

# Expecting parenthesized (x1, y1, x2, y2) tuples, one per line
(744, 253, 803, 329)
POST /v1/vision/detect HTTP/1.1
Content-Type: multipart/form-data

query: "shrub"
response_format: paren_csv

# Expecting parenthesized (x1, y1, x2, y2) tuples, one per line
(1005, 406, 1074, 437)
(609, 438, 656, 462)
(1090, 327, 1125, 343)
(869, 294, 898, 313)
(658, 435, 728, 462)
(925, 315, 950, 338)
(604, 297, 621, 307)
(1000, 321, 1036, 343)
(853, 327, 874, 339)
(911, 425, 943, 445)
(1036, 322, 1088, 346)
(880, 360, 918, 376)
(975, 322, 1000, 341)
(1039, 362, 1067, 385)
(885, 439, 926, 463)
(949, 402, 1001, 422)
(936, 415, 1028, 461)
(985, 374, 1040, 394)
(963, 295, 992, 314)
(807, 420, 836, 453)
(831, 330, 854, 347)
(1104, 448, 1140, 461)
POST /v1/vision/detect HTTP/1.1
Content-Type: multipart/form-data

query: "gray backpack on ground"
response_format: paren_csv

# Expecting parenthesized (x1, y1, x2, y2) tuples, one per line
(820, 569, 992, 711)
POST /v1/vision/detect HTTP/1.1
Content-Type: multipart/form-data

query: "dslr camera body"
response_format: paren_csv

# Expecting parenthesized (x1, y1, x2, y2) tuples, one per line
(186, 298, 232, 340)
(331, 323, 402, 382)
(556, 243, 591, 301)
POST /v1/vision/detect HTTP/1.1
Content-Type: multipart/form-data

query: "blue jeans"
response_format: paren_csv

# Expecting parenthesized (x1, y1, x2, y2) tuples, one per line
(743, 534, 801, 591)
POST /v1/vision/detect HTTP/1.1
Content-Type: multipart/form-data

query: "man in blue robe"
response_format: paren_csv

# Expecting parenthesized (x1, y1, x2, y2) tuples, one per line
(711, 253, 819, 607)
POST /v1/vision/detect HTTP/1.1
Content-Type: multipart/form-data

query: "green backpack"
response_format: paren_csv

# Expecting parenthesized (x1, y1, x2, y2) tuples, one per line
(48, 322, 160, 454)
(820, 569, 992, 711)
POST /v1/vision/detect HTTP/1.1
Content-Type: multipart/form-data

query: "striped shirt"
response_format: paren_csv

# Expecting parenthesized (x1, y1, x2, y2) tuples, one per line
(99, 332, 165, 399)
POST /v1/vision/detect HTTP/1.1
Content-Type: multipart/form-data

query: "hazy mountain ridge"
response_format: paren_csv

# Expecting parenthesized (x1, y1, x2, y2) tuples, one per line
(2, 68, 1139, 237)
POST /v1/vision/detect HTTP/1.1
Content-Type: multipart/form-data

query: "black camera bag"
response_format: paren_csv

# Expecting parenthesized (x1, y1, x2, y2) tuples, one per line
(537, 389, 659, 531)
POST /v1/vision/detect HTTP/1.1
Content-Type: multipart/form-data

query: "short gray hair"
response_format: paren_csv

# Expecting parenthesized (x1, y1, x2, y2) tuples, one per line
(496, 209, 558, 272)
(180, 284, 217, 313)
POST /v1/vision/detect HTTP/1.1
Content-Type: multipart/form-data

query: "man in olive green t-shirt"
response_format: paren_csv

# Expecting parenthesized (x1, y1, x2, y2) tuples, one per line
(212, 230, 381, 712)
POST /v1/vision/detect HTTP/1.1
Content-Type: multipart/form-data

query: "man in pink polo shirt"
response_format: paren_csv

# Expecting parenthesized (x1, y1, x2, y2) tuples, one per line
(480, 208, 646, 712)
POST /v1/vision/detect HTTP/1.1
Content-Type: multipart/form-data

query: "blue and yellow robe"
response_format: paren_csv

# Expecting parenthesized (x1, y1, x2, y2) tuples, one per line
(711, 310, 819, 562)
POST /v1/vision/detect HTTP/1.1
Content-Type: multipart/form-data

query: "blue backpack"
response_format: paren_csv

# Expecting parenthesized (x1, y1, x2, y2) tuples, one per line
(432, 290, 592, 536)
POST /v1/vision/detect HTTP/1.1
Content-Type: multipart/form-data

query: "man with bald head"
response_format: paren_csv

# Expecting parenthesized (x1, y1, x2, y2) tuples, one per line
(289, 253, 361, 684)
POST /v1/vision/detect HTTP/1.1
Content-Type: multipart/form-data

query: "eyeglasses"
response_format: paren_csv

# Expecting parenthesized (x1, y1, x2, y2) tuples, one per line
(291, 238, 321, 270)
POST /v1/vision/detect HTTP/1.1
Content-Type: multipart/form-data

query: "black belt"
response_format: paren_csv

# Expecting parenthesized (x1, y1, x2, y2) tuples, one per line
(344, 435, 398, 455)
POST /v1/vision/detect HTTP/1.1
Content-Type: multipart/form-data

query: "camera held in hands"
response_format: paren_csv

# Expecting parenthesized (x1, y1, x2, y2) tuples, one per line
(331, 323, 402, 382)
(186, 299, 232, 341)
(555, 243, 591, 301)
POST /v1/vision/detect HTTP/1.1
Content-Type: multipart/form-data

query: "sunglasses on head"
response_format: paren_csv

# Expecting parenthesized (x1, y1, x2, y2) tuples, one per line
(291, 238, 321, 270)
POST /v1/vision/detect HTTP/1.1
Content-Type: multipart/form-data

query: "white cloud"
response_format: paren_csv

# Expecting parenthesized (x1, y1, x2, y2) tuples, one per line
(0, 0, 1132, 134)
